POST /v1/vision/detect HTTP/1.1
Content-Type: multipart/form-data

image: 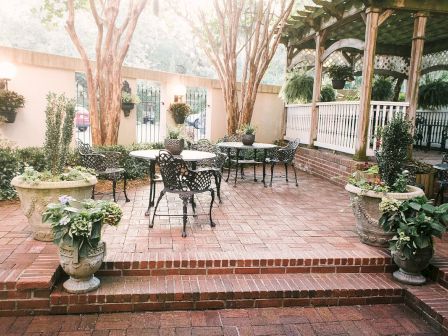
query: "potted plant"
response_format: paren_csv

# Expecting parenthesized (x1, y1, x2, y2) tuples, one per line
(168, 102, 191, 124)
(0, 90, 25, 123)
(43, 196, 122, 293)
(121, 92, 140, 117)
(345, 116, 425, 247)
(404, 160, 436, 198)
(327, 65, 354, 90)
(11, 93, 97, 241)
(240, 123, 256, 146)
(164, 127, 185, 155)
(280, 71, 313, 103)
(379, 196, 447, 285)
(418, 78, 448, 110)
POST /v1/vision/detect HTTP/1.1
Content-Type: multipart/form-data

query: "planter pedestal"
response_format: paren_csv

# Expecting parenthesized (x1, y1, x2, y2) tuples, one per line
(393, 269, 426, 285)
(392, 248, 433, 285)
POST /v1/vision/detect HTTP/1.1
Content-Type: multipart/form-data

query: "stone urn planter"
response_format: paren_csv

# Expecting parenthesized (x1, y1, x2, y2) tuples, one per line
(345, 184, 425, 247)
(59, 241, 106, 293)
(11, 177, 97, 241)
(242, 134, 255, 146)
(164, 138, 185, 155)
(392, 247, 433, 285)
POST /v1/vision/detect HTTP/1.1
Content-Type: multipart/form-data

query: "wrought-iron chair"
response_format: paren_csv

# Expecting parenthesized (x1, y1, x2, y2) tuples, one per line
(76, 140, 130, 202)
(151, 150, 216, 237)
(266, 139, 300, 187)
(191, 139, 227, 202)
(220, 134, 258, 182)
(435, 153, 448, 204)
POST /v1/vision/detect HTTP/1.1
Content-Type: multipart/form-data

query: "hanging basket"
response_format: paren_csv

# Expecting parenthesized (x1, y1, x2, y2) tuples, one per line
(122, 103, 135, 117)
(332, 80, 346, 90)
(0, 108, 17, 123)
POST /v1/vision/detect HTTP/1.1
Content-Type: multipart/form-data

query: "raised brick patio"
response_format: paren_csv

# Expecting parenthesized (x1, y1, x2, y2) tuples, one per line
(1, 168, 447, 334)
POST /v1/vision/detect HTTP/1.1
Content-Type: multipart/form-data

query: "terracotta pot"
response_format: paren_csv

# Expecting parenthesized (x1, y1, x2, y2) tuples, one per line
(345, 184, 425, 247)
(59, 241, 105, 293)
(332, 79, 346, 90)
(392, 247, 433, 285)
(242, 134, 255, 146)
(11, 176, 97, 241)
(0, 108, 17, 123)
(164, 138, 185, 155)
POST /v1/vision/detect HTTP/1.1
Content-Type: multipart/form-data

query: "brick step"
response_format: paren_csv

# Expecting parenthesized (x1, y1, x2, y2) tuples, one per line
(405, 283, 448, 335)
(98, 254, 395, 277)
(427, 255, 448, 290)
(50, 273, 404, 314)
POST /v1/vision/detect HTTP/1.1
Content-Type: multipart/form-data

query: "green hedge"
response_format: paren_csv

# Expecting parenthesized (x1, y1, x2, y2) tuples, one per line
(0, 143, 163, 200)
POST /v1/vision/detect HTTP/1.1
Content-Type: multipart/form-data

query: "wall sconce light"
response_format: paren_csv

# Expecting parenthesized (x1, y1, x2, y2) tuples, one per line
(0, 62, 17, 90)
(173, 84, 186, 103)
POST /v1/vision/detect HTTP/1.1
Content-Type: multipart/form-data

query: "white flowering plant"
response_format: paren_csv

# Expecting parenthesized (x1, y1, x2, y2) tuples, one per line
(379, 196, 447, 259)
(43, 196, 122, 262)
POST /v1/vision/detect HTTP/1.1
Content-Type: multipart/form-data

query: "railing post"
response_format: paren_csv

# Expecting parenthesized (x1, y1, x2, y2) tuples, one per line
(354, 7, 380, 161)
(309, 30, 326, 147)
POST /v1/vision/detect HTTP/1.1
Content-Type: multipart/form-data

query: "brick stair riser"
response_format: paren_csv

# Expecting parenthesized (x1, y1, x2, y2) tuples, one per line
(0, 288, 52, 316)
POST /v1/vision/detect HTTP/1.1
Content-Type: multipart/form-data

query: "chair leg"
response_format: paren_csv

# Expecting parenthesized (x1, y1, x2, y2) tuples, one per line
(123, 176, 130, 202)
(91, 185, 95, 200)
(226, 159, 231, 182)
(150, 190, 165, 228)
(112, 178, 117, 202)
(181, 196, 189, 238)
(292, 163, 298, 187)
(191, 195, 196, 215)
(214, 173, 222, 203)
(209, 189, 216, 227)
(285, 163, 289, 182)
(270, 163, 275, 187)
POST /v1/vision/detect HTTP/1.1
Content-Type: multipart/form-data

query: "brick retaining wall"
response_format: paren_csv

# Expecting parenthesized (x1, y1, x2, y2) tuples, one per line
(295, 147, 368, 187)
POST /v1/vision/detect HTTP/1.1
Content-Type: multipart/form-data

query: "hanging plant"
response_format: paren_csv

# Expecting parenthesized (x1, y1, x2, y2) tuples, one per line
(280, 72, 313, 104)
(371, 77, 393, 101)
(327, 65, 354, 90)
(0, 90, 25, 123)
(168, 102, 191, 124)
(418, 79, 448, 110)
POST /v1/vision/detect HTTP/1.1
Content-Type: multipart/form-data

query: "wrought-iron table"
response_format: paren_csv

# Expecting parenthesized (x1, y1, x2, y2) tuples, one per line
(215, 142, 278, 187)
(130, 149, 216, 215)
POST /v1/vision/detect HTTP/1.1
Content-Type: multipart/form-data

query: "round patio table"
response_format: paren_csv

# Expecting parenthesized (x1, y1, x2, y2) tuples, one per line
(215, 142, 278, 187)
(130, 149, 216, 215)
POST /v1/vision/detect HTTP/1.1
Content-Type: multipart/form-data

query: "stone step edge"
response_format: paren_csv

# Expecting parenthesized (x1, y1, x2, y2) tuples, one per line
(404, 284, 448, 335)
(49, 273, 404, 314)
(98, 256, 395, 276)
(426, 255, 448, 290)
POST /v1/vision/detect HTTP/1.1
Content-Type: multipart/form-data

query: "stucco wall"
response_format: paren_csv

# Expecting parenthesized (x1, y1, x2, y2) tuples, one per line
(0, 46, 284, 147)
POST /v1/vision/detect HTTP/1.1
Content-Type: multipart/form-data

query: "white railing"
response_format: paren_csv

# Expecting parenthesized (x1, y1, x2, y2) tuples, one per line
(285, 101, 409, 155)
(284, 104, 312, 144)
(315, 102, 360, 154)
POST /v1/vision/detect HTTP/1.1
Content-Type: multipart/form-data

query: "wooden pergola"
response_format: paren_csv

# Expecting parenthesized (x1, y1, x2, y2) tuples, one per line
(281, 0, 448, 160)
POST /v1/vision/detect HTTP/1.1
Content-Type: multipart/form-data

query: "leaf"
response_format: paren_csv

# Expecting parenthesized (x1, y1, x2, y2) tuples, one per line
(422, 203, 436, 214)
(408, 202, 421, 211)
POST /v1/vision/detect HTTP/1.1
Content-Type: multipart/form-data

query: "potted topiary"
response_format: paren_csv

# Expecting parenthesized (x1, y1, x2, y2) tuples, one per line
(327, 65, 354, 90)
(240, 123, 256, 146)
(345, 115, 425, 247)
(11, 93, 97, 241)
(0, 90, 25, 123)
(169, 102, 191, 124)
(43, 196, 122, 293)
(379, 196, 447, 285)
(164, 127, 185, 155)
(121, 92, 140, 117)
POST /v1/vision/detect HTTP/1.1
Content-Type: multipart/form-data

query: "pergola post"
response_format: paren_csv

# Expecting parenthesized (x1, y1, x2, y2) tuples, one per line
(354, 7, 381, 161)
(406, 12, 428, 123)
(309, 31, 326, 147)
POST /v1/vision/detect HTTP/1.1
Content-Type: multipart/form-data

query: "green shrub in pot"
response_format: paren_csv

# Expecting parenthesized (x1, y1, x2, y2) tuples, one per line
(0, 90, 25, 123)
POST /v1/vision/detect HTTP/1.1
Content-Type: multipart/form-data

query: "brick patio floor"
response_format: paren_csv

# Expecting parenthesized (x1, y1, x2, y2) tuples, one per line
(0, 304, 439, 335)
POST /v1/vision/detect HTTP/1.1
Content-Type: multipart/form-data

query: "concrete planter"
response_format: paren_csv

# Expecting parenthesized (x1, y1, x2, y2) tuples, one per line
(345, 184, 425, 247)
(392, 247, 433, 285)
(164, 138, 184, 155)
(11, 176, 97, 241)
(242, 134, 255, 146)
(59, 241, 105, 293)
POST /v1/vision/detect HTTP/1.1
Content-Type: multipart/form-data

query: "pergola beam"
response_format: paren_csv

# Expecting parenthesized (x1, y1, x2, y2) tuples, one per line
(370, 0, 448, 13)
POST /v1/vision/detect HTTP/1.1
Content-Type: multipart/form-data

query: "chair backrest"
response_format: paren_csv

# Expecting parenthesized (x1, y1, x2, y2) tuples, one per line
(191, 139, 214, 152)
(76, 139, 93, 155)
(222, 134, 241, 142)
(275, 138, 300, 163)
(157, 150, 192, 191)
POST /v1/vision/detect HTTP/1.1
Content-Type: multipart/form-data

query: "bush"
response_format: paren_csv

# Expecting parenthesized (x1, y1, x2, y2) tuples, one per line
(0, 147, 19, 200)
(280, 72, 313, 103)
(372, 77, 393, 101)
(320, 85, 336, 102)
(16, 147, 46, 172)
(418, 79, 448, 110)
(376, 115, 413, 190)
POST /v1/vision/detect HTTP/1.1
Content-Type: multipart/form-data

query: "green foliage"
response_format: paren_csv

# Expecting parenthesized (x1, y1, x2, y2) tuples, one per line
(121, 92, 140, 104)
(280, 72, 313, 104)
(0, 147, 19, 200)
(16, 147, 46, 172)
(418, 79, 448, 110)
(169, 103, 191, 124)
(376, 115, 413, 190)
(19, 166, 95, 184)
(167, 128, 181, 139)
(379, 196, 447, 259)
(43, 196, 122, 259)
(0, 90, 25, 111)
(320, 85, 336, 102)
(327, 65, 354, 81)
(32, 0, 88, 29)
(372, 77, 393, 101)
(240, 124, 256, 135)
(44, 92, 76, 175)
(348, 165, 390, 193)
